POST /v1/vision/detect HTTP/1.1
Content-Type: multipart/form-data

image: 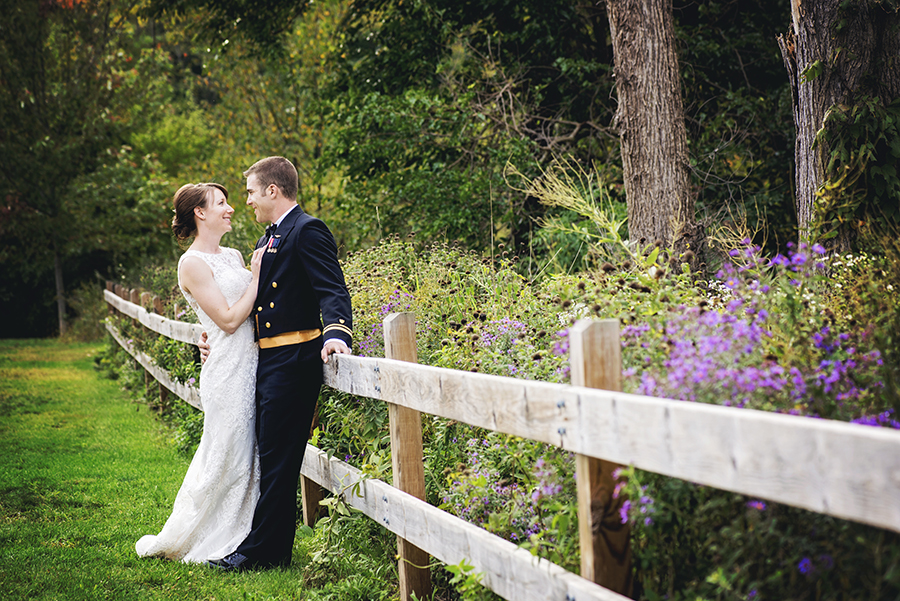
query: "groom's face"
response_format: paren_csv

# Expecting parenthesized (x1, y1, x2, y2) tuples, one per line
(246, 174, 275, 223)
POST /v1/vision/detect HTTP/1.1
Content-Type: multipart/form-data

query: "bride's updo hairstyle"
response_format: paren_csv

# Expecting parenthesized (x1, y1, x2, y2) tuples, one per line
(172, 182, 229, 242)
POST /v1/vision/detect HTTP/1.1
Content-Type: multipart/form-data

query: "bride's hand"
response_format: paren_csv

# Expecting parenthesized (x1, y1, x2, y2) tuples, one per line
(249, 248, 265, 280)
(198, 331, 210, 364)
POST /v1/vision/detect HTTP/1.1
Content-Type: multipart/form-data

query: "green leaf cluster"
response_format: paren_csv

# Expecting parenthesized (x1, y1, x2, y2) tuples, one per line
(815, 95, 900, 248)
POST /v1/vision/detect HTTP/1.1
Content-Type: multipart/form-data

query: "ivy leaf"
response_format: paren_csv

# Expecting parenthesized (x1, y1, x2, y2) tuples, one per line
(801, 60, 825, 83)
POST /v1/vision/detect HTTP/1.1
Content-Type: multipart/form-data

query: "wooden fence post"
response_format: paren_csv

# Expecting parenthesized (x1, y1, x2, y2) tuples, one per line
(158, 383, 170, 412)
(383, 312, 431, 601)
(300, 411, 327, 525)
(130, 288, 141, 304)
(569, 319, 633, 596)
(152, 295, 164, 315)
(141, 291, 152, 309)
(106, 282, 115, 315)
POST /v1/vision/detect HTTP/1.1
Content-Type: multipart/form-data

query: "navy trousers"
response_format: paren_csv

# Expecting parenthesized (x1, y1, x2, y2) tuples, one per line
(236, 337, 323, 567)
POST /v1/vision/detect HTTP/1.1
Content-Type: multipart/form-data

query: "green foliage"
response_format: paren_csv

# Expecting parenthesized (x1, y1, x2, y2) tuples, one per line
(144, 0, 309, 58)
(297, 492, 398, 601)
(815, 95, 900, 247)
(132, 110, 215, 178)
(505, 158, 629, 272)
(147, 336, 200, 386)
(0, 0, 193, 337)
(440, 435, 579, 572)
(314, 0, 616, 253)
(618, 467, 900, 601)
(63, 281, 110, 342)
(343, 236, 573, 378)
(64, 148, 174, 264)
(327, 88, 540, 250)
(443, 558, 497, 601)
(675, 0, 796, 252)
(0, 0, 129, 208)
(315, 389, 390, 478)
(820, 250, 900, 412)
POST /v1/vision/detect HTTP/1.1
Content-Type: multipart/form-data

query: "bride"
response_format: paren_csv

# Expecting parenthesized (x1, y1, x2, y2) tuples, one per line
(136, 182, 265, 563)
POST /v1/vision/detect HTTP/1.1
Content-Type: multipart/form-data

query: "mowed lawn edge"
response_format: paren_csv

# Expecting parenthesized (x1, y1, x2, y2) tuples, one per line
(0, 339, 317, 601)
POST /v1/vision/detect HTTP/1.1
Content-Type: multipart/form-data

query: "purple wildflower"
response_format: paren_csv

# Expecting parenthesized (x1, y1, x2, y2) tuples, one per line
(619, 500, 632, 524)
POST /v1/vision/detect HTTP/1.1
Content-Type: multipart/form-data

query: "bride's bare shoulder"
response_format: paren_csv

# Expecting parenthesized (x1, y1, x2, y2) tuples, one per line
(178, 255, 214, 290)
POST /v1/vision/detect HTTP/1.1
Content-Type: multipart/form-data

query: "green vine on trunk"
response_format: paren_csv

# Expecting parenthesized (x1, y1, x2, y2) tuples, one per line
(813, 94, 900, 248)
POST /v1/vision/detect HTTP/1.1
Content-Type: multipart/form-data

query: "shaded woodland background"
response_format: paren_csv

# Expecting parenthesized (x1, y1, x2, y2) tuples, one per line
(1, 0, 897, 338)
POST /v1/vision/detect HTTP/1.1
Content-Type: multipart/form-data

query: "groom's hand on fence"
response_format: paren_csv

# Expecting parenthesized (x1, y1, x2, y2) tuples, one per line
(321, 339, 351, 363)
(198, 332, 210, 364)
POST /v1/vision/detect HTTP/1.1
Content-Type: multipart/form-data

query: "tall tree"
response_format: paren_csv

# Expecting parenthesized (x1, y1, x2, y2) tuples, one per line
(1, 0, 127, 334)
(0, 0, 174, 336)
(778, 0, 900, 246)
(607, 0, 701, 258)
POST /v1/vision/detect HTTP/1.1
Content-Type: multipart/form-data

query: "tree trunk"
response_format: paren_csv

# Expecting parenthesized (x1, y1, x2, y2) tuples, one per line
(778, 0, 900, 245)
(54, 250, 67, 336)
(607, 0, 700, 259)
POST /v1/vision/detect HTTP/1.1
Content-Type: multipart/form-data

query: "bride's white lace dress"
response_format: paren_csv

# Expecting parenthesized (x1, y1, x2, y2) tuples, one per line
(136, 247, 259, 563)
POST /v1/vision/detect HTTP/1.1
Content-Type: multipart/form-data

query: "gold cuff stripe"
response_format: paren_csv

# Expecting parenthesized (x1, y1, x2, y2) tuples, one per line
(323, 323, 353, 336)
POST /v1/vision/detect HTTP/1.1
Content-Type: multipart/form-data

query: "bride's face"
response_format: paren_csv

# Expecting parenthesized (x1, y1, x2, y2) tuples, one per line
(202, 188, 234, 234)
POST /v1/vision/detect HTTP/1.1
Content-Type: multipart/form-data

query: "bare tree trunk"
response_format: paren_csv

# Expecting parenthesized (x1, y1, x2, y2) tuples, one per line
(778, 0, 900, 245)
(54, 250, 67, 336)
(607, 0, 700, 259)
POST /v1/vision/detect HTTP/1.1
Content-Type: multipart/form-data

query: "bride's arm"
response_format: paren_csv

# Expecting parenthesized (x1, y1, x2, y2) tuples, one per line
(180, 249, 265, 335)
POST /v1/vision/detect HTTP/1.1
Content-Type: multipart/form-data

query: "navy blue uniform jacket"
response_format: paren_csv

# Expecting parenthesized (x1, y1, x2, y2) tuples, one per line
(253, 206, 352, 347)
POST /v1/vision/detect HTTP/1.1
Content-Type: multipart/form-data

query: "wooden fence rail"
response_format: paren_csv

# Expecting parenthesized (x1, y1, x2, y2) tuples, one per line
(103, 283, 900, 601)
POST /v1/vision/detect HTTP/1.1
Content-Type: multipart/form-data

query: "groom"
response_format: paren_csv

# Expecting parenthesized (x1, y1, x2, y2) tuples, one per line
(209, 156, 352, 571)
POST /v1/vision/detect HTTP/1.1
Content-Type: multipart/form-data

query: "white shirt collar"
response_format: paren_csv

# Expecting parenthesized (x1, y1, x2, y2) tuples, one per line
(272, 204, 298, 228)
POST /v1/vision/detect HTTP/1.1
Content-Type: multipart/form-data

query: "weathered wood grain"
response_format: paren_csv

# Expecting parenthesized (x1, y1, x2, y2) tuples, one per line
(323, 353, 900, 533)
(300, 445, 630, 601)
(104, 290, 203, 345)
(383, 313, 431, 601)
(105, 321, 202, 410)
(571, 320, 632, 595)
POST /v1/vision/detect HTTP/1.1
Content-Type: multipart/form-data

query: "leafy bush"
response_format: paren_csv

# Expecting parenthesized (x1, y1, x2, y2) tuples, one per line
(440, 434, 579, 571)
(621, 241, 891, 421)
(333, 233, 900, 599)
(101, 219, 900, 599)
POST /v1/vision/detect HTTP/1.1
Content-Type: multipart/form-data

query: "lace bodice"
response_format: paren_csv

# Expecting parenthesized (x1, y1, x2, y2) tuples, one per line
(178, 248, 252, 337)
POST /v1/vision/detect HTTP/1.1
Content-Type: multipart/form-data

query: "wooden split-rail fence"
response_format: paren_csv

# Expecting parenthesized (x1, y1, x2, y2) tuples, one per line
(104, 282, 900, 601)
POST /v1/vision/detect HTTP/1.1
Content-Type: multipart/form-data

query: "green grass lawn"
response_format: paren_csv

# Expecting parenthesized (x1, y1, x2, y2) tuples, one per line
(0, 339, 338, 601)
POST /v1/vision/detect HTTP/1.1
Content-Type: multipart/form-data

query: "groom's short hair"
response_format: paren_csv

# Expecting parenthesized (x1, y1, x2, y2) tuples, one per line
(244, 156, 299, 201)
